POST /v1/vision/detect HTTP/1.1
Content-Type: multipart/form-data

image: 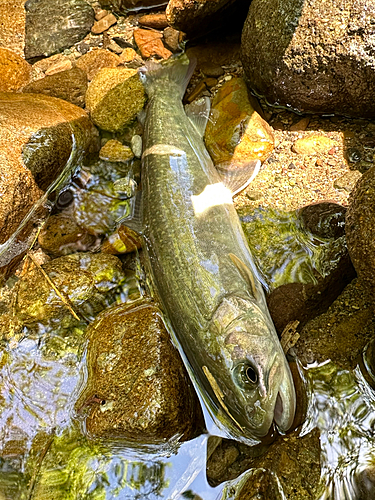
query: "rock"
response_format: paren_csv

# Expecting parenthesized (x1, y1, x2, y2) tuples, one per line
(133, 28, 172, 59)
(22, 67, 88, 107)
(292, 135, 337, 155)
(91, 12, 117, 34)
(14, 252, 132, 326)
(241, 0, 375, 117)
(100, 0, 168, 13)
(163, 26, 180, 53)
(334, 170, 362, 192)
(85, 67, 146, 132)
(238, 205, 356, 333)
(346, 166, 375, 290)
(76, 299, 202, 442)
(94, 8, 108, 20)
(32, 53, 71, 74)
(99, 139, 134, 162)
(138, 13, 169, 29)
(24, 0, 95, 61)
(200, 62, 224, 78)
(0, 0, 26, 57)
(294, 279, 375, 369)
(119, 47, 138, 63)
(38, 213, 96, 255)
(101, 224, 142, 254)
(289, 116, 310, 132)
(0, 93, 98, 283)
(166, 0, 238, 36)
(0, 48, 32, 91)
(205, 77, 275, 169)
(186, 41, 240, 74)
(131, 134, 142, 158)
(76, 48, 121, 81)
(44, 58, 72, 75)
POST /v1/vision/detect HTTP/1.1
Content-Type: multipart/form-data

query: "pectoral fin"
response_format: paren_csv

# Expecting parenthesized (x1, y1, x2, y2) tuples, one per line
(185, 97, 211, 137)
(229, 253, 260, 301)
(218, 160, 261, 196)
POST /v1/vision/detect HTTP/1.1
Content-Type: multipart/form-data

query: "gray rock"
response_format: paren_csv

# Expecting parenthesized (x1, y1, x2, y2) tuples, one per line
(241, 0, 375, 117)
(25, 0, 94, 61)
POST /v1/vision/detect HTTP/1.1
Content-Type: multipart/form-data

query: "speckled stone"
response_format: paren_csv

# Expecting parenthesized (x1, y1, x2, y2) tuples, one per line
(85, 67, 146, 132)
(76, 299, 203, 442)
(133, 28, 172, 59)
(0, 48, 32, 91)
(292, 135, 337, 155)
(0, 0, 27, 57)
(99, 139, 134, 162)
(242, 0, 375, 117)
(76, 48, 121, 81)
(346, 166, 375, 290)
(24, 0, 94, 61)
(22, 67, 88, 107)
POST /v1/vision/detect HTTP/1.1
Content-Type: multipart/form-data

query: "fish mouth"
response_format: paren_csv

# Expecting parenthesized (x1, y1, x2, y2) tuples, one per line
(273, 368, 296, 433)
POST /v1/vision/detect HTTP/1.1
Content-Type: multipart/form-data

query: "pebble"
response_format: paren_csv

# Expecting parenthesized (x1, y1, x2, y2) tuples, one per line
(85, 67, 146, 131)
(44, 58, 72, 75)
(138, 13, 169, 30)
(133, 28, 172, 59)
(76, 48, 121, 80)
(119, 47, 138, 63)
(94, 8, 108, 21)
(292, 135, 337, 155)
(99, 139, 134, 162)
(101, 225, 142, 254)
(91, 13, 117, 34)
(0, 48, 32, 91)
(131, 134, 142, 158)
(290, 116, 310, 132)
(333, 170, 362, 192)
(24, 0, 94, 60)
(163, 26, 180, 52)
(200, 62, 224, 78)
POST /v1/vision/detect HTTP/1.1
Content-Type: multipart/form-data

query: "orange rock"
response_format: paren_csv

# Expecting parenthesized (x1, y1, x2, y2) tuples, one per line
(0, 48, 32, 91)
(91, 13, 117, 34)
(0, 0, 26, 56)
(44, 58, 72, 75)
(133, 28, 172, 59)
(138, 13, 169, 30)
(76, 49, 121, 80)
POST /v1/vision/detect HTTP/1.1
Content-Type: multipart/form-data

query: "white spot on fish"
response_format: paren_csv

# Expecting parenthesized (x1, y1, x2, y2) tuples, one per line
(142, 144, 186, 158)
(191, 183, 233, 215)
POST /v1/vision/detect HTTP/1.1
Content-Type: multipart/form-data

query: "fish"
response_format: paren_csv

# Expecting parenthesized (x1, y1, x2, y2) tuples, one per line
(137, 55, 296, 443)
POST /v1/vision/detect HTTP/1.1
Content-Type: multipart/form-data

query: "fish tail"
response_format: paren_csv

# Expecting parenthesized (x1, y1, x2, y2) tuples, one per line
(138, 54, 196, 98)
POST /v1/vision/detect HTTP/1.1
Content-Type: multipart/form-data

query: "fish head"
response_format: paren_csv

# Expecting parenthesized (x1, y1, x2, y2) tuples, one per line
(208, 296, 296, 440)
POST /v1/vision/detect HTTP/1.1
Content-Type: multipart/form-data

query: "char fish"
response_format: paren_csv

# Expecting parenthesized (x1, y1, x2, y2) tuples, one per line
(138, 56, 296, 443)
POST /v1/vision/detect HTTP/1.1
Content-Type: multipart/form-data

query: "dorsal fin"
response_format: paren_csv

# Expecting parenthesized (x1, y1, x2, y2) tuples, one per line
(229, 253, 260, 301)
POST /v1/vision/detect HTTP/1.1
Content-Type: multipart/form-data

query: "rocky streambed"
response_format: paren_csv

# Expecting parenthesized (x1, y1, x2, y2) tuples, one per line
(1, 0, 375, 499)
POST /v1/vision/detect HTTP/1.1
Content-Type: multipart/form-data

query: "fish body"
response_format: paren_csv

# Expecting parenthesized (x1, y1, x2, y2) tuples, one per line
(139, 56, 296, 442)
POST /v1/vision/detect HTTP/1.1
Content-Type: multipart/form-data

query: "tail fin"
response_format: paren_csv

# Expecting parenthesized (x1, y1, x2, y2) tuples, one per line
(138, 54, 196, 99)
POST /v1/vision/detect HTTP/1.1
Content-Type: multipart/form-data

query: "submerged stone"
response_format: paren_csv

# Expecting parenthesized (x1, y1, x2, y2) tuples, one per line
(75, 48, 121, 81)
(24, 0, 94, 61)
(77, 299, 202, 443)
(205, 77, 274, 169)
(0, 48, 32, 91)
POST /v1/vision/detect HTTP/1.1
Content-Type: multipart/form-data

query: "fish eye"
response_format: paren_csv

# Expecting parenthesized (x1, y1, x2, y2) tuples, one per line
(233, 362, 259, 389)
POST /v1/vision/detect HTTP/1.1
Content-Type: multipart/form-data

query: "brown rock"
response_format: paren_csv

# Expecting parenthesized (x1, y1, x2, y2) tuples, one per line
(22, 67, 88, 108)
(0, 0, 26, 56)
(32, 53, 71, 74)
(0, 48, 32, 91)
(290, 116, 310, 132)
(101, 224, 142, 254)
(204, 77, 275, 167)
(44, 58, 72, 76)
(99, 139, 134, 162)
(186, 41, 240, 75)
(163, 26, 180, 52)
(298, 202, 346, 240)
(102, 0, 168, 13)
(346, 166, 375, 290)
(200, 61, 224, 78)
(85, 67, 146, 131)
(119, 47, 138, 63)
(76, 48, 121, 80)
(292, 135, 337, 155)
(334, 170, 362, 192)
(0, 93, 98, 283)
(138, 13, 169, 29)
(77, 299, 202, 442)
(133, 28, 172, 59)
(38, 213, 96, 256)
(95, 8, 108, 20)
(91, 13, 117, 34)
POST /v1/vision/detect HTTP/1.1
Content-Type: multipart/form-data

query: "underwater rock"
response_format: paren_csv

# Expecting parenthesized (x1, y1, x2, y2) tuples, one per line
(298, 202, 346, 240)
(22, 67, 88, 107)
(0, 93, 98, 284)
(85, 67, 146, 132)
(0, 48, 31, 91)
(0, 0, 27, 57)
(13, 252, 131, 326)
(292, 135, 337, 156)
(75, 48, 121, 81)
(38, 213, 96, 256)
(24, 0, 94, 61)
(294, 278, 375, 369)
(101, 224, 143, 254)
(242, 0, 375, 117)
(204, 77, 274, 169)
(99, 139, 134, 162)
(346, 166, 375, 290)
(133, 28, 172, 60)
(139, 12, 169, 30)
(209, 428, 321, 498)
(91, 12, 117, 34)
(77, 299, 202, 443)
(99, 0, 167, 13)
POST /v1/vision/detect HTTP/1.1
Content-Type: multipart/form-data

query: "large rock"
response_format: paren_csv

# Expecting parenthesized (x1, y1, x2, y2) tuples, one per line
(25, 0, 94, 61)
(0, 0, 26, 56)
(0, 48, 32, 91)
(346, 166, 375, 290)
(0, 93, 98, 283)
(241, 0, 375, 117)
(77, 299, 202, 443)
(99, 0, 167, 14)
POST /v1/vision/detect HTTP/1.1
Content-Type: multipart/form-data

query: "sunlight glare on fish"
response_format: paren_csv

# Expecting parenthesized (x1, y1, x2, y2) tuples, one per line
(191, 183, 233, 216)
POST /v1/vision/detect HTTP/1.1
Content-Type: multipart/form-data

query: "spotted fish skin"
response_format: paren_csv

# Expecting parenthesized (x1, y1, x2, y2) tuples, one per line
(139, 56, 296, 443)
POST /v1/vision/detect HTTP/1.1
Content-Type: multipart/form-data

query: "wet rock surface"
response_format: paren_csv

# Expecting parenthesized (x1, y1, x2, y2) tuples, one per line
(346, 166, 375, 291)
(241, 0, 375, 117)
(24, 0, 95, 61)
(0, 48, 31, 91)
(77, 299, 203, 442)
